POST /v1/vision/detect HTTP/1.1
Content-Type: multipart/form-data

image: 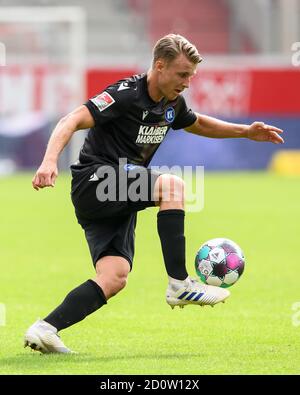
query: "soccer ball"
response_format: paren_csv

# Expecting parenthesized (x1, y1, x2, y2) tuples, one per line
(195, 238, 245, 288)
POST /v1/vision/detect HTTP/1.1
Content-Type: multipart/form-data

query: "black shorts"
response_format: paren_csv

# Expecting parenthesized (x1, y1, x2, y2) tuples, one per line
(70, 162, 160, 269)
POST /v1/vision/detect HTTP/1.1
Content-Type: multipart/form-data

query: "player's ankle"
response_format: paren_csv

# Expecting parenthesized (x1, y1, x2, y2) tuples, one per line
(40, 319, 58, 333)
(168, 275, 189, 285)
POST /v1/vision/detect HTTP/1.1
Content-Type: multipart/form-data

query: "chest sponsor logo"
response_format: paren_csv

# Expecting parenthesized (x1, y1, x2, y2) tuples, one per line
(165, 107, 175, 123)
(135, 125, 168, 144)
(90, 92, 115, 112)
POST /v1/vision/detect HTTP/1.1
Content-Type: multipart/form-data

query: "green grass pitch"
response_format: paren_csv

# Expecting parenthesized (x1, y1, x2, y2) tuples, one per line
(0, 172, 299, 374)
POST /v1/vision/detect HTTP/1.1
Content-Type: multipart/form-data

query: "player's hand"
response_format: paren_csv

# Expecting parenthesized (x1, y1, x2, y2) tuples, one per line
(246, 122, 284, 144)
(32, 161, 58, 191)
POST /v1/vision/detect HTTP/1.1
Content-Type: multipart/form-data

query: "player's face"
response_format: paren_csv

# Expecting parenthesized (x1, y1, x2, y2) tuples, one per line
(157, 54, 197, 100)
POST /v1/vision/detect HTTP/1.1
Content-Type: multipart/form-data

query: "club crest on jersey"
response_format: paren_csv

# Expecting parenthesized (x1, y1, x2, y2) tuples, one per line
(90, 92, 115, 112)
(165, 107, 175, 123)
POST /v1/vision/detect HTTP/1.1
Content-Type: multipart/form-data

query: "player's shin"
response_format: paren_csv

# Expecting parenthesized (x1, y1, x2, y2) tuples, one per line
(43, 279, 107, 331)
(157, 209, 188, 281)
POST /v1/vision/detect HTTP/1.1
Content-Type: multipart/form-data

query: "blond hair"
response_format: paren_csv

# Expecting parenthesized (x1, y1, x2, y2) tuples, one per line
(152, 34, 203, 66)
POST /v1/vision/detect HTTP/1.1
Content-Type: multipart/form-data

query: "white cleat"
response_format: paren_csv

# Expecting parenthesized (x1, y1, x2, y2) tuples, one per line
(24, 319, 72, 354)
(166, 276, 230, 308)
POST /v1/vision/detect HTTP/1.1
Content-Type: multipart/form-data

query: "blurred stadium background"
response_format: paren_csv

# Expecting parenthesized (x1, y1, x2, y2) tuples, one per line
(0, 0, 299, 174)
(1, 1, 300, 375)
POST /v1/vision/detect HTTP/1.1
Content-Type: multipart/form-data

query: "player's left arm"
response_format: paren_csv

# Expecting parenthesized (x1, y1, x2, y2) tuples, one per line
(184, 113, 284, 144)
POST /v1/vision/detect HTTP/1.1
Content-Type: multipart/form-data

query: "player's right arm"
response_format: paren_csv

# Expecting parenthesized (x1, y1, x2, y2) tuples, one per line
(32, 105, 94, 191)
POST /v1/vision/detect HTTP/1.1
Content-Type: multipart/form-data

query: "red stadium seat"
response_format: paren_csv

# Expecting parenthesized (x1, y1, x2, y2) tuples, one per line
(147, 0, 231, 53)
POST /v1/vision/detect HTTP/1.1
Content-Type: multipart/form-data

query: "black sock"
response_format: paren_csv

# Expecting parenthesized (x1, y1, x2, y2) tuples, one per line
(157, 209, 188, 280)
(44, 279, 107, 331)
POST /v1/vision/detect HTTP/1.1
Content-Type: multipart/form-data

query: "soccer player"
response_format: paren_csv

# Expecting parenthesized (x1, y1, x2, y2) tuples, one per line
(24, 34, 284, 353)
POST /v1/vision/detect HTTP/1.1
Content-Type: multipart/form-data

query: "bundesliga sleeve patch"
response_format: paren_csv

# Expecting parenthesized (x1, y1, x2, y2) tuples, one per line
(90, 92, 115, 112)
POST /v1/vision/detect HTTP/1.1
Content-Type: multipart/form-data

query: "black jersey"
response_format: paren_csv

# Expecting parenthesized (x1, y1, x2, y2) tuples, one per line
(79, 73, 197, 167)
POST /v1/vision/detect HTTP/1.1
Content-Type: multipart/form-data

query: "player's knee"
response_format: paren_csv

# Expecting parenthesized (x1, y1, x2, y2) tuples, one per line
(110, 274, 128, 297)
(95, 256, 130, 298)
(98, 272, 128, 298)
(156, 174, 185, 202)
(114, 273, 128, 292)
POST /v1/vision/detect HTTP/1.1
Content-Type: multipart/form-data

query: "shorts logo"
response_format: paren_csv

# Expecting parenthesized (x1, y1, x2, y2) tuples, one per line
(165, 107, 175, 123)
(90, 92, 115, 112)
(89, 173, 99, 182)
(124, 164, 140, 171)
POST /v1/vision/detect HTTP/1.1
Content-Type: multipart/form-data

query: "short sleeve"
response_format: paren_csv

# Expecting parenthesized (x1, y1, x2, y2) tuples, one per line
(172, 96, 197, 130)
(84, 84, 127, 126)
